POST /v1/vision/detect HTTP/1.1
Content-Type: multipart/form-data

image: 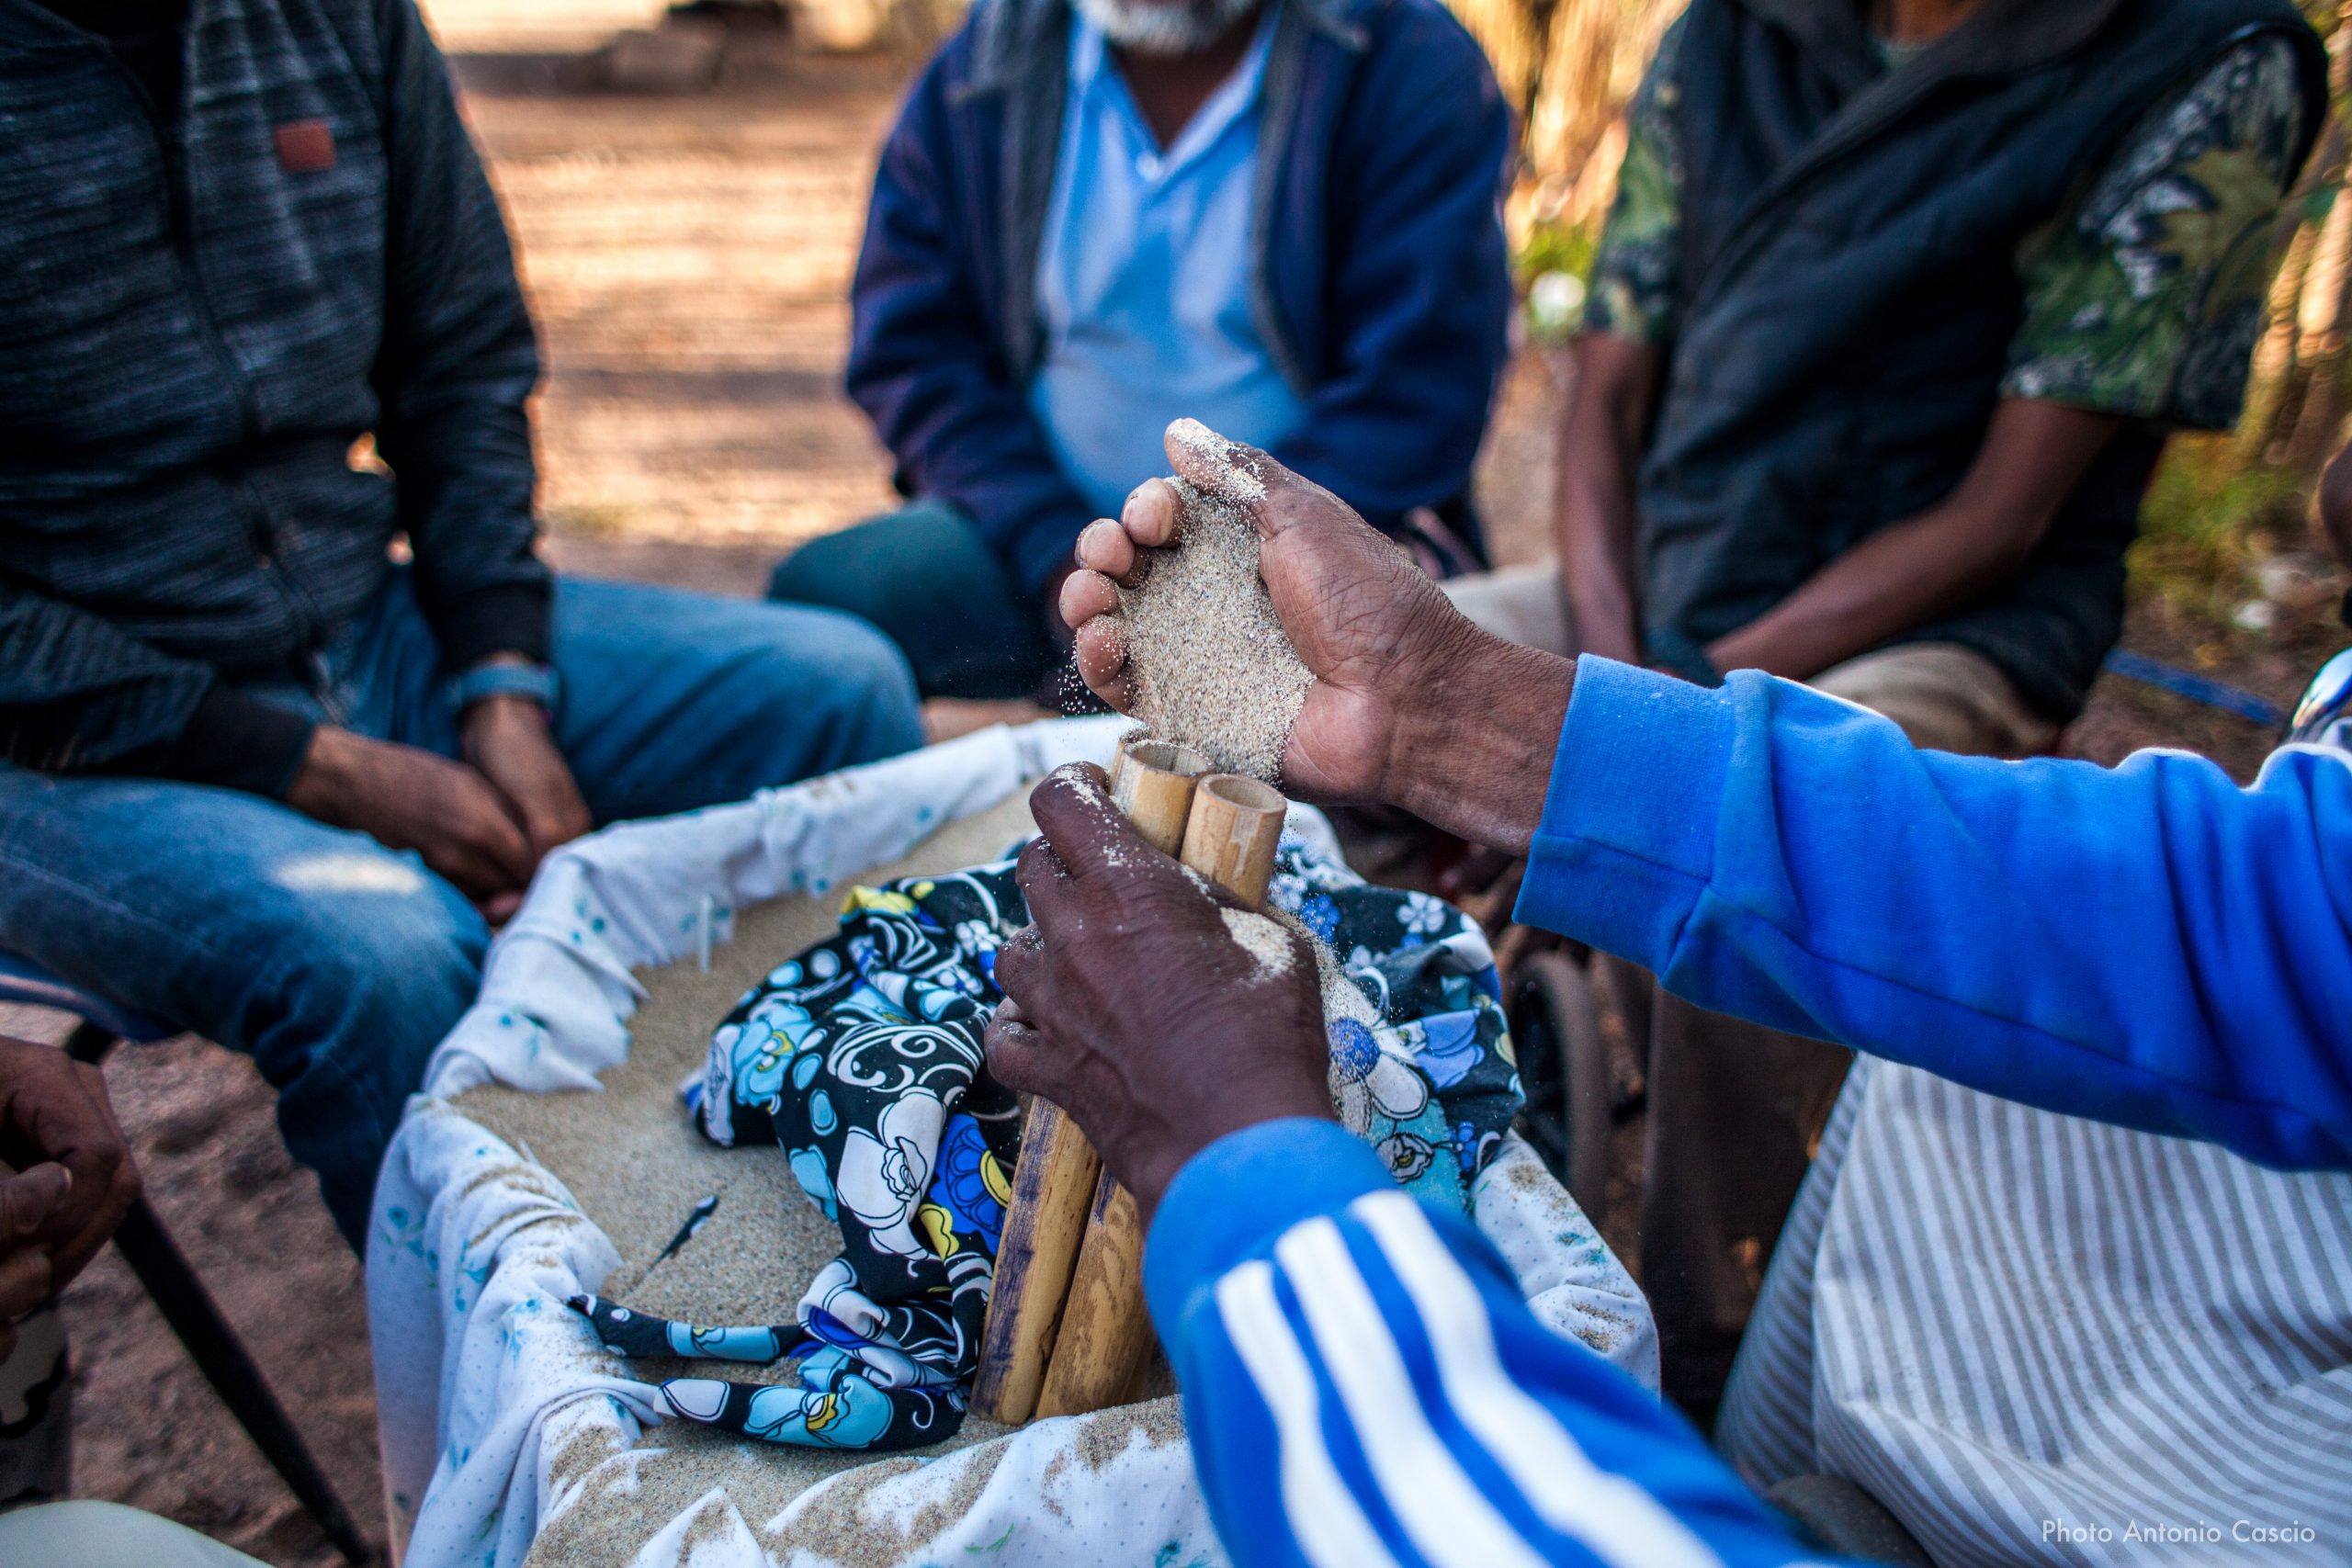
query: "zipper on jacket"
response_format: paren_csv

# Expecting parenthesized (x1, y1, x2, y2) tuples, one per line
(99, 42, 265, 448)
(101, 39, 320, 660)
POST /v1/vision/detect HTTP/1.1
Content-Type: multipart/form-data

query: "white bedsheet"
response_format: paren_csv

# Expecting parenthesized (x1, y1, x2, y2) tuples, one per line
(367, 718, 1657, 1568)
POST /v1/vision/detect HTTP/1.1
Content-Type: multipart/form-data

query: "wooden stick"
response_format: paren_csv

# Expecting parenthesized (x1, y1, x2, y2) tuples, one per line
(972, 737, 1208, 1424)
(969, 1100, 1100, 1424)
(1179, 774, 1286, 912)
(1035, 772, 1288, 1417)
(1033, 1165, 1147, 1418)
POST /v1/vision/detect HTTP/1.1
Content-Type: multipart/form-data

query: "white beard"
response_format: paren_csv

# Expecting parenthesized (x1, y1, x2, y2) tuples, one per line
(1071, 0, 1262, 57)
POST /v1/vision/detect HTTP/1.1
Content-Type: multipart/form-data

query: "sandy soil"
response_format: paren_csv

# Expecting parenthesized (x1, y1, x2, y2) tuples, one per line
(14, 9, 2324, 1566)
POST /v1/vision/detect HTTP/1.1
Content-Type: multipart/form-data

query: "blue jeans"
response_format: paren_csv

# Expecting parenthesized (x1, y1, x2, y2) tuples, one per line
(767, 499, 1060, 701)
(0, 575, 921, 1246)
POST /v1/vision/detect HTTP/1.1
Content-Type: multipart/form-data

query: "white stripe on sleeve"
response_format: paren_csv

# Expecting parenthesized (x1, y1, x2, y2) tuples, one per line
(1214, 1259, 1408, 1568)
(1272, 1218, 1559, 1568)
(1350, 1190, 1728, 1568)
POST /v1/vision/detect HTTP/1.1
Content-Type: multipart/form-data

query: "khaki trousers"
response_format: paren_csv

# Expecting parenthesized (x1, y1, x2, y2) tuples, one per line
(1446, 560, 2060, 1416)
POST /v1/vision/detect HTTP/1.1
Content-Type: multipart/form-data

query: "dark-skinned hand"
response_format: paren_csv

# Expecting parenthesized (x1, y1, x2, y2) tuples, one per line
(0, 1034, 141, 1362)
(983, 766, 1332, 1223)
(461, 694, 594, 864)
(1057, 426, 1577, 855)
(287, 721, 558, 920)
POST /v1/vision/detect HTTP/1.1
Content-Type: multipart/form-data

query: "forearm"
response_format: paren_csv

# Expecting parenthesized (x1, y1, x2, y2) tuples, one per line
(1709, 400, 2123, 680)
(1518, 660, 2352, 1168)
(0, 587, 311, 792)
(1384, 628, 1573, 857)
(1703, 501, 2029, 679)
(1552, 336, 1656, 663)
(1144, 1119, 1828, 1568)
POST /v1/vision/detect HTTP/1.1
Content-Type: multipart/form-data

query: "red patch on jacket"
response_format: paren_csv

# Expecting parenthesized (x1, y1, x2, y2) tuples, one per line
(274, 119, 335, 174)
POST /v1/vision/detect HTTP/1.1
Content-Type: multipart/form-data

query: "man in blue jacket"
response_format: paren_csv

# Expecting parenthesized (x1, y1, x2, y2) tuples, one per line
(765, 0, 1512, 701)
(0, 0, 922, 1247)
(1026, 426, 2352, 1564)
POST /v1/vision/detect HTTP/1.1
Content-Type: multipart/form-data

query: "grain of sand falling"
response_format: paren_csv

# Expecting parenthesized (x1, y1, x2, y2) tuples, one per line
(1118, 420, 1311, 781)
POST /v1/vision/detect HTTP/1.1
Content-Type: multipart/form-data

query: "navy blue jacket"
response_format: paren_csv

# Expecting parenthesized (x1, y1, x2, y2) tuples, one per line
(846, 0, 1514, 593)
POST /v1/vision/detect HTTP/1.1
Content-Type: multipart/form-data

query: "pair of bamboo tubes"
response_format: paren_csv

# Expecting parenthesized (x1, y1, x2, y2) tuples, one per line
(970, 736, 1287, 1425)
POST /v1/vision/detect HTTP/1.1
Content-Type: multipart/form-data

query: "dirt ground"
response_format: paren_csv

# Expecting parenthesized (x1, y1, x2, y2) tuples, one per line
(10, 10, 2330, 1567)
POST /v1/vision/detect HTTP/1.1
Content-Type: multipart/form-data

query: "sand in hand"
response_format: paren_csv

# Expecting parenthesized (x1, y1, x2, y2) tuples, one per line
(1116, 419, 1312, 782)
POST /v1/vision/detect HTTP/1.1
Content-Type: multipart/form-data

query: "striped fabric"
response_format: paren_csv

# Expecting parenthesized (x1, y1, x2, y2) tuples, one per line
(1148, 1117, 1846, 1568)
(1720, 1056, 2352, 1565)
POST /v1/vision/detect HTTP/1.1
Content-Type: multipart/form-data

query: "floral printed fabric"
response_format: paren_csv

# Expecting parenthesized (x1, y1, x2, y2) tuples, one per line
(570, 833, 1522, 1451)
(2002, 36, 2306, 428)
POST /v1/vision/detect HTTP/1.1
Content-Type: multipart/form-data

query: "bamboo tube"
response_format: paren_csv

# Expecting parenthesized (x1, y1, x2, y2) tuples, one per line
(1106, 729, 1140, 793)
(970, 1100, 1100, 1424)
(1033, 1166, 1148, 1418)
(1110, 739, 1210, 855)
(1179, 775, 1286, 911)
(1035, 772, 1289, 1416)
(971, 738, 1209, 1424)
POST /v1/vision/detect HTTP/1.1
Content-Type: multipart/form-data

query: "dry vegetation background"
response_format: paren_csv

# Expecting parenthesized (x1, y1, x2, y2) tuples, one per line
(8, 2, 2351, 1564)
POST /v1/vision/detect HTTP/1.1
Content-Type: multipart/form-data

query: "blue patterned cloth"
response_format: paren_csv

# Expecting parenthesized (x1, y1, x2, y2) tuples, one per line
(571, 829, 1521, 1450)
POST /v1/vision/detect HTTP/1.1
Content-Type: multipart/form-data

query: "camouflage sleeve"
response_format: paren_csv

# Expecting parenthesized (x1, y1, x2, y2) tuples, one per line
(1582, 15, 1688, 345)
(2004, 37, 2309, 428)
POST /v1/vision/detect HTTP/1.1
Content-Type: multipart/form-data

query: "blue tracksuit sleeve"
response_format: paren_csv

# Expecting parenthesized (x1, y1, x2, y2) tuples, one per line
(1143, 1118, 1841, 1568)
(1515, 658, 2352, 1169)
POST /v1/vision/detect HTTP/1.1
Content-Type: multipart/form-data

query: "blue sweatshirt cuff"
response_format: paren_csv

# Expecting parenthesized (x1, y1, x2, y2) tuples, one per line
(1143, 1118, 1391, 1334)
(1514, 658, 1738, 968)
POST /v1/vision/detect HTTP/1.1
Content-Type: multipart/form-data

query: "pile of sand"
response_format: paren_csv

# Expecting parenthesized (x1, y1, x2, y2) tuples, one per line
(1116, 420, 1313, 782)
(455, 792, 1066, 1568)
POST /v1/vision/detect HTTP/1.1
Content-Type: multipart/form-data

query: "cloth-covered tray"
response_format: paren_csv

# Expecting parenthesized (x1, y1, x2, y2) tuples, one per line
(367, 717, 1656, 1568)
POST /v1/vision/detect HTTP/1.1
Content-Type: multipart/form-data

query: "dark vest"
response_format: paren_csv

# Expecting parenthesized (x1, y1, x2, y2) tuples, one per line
(1642, 0, 2325, 717)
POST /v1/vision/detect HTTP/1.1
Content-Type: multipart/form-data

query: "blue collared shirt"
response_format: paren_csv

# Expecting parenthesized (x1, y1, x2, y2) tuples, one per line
(1028, 6, 1307, 520)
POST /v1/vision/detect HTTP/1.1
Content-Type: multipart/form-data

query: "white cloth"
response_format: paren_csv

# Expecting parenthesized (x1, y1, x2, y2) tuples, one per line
(368, 718, 1656, 1568)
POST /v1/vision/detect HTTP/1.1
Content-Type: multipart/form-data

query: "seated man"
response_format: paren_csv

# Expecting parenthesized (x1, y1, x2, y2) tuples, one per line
(1444, 0, 2326, 1409)
(0, 0, 922, 1247)
(1046, 430, 2352, 1562)
(767, 0, 1512, 700)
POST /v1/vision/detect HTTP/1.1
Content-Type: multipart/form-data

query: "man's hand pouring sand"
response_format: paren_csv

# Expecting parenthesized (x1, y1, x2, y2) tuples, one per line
(1058, 426, 1574, 852)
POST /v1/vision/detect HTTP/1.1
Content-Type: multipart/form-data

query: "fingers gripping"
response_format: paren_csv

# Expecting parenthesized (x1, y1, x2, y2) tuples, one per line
(981, 997, 1053, 1100)
(1074, 520, 1141, 584)
(0, 1165, 70, 1243)
(991, 921, 1046, 1002)
(1023, 765, 1140, 885)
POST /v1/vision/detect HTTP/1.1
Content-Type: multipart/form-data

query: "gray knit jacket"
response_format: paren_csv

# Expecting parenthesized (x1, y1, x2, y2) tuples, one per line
(0, 0, 547, 793)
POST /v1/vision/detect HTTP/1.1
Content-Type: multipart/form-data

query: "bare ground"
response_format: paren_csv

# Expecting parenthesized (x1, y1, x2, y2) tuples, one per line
(17, 13, 2326, 1565)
